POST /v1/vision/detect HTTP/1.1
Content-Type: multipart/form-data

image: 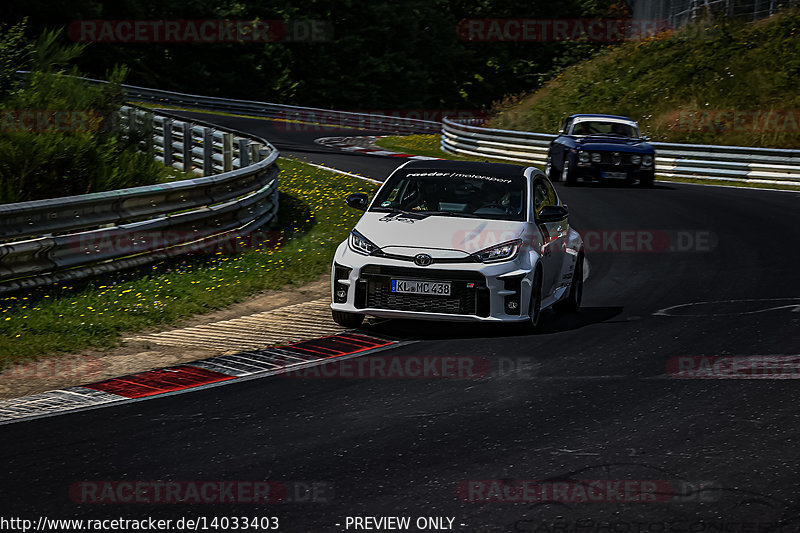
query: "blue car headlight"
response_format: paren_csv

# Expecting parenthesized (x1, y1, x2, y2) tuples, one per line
(472, 239, 522, 263)
(643, 154, 654, 167)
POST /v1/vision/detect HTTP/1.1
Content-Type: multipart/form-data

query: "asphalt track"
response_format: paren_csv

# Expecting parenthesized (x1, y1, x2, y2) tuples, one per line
(3, 112, 800, 531)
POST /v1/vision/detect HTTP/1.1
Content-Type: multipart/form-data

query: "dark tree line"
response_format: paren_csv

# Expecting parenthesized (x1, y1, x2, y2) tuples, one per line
(1, 0, 628, 110)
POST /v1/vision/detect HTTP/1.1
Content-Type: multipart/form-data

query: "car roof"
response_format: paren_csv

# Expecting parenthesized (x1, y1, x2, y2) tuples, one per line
(568, 113, 635, 122)
(400, 159, 532, 180)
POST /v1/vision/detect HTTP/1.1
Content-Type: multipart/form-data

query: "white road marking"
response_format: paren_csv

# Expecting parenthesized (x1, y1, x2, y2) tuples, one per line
(654, 298, 800, 317)
(302, 162, 383, 184)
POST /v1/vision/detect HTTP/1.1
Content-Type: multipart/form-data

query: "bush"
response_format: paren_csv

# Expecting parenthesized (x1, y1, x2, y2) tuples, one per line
(0, 27, 165, 204)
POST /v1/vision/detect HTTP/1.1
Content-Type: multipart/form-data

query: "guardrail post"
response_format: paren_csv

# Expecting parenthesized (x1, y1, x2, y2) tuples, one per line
(238, 138, 250, 168)
(250, 143, 262, 163)
(163, 118, 174, 166)
(222, 133, 233, 172)
(182, 122, 193, 173)
(203, 128, 214, 175)
(143, 111, 154, 154)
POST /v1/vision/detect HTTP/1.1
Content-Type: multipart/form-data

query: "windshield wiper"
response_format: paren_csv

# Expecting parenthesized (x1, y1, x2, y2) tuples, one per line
(417, 210, 481, 218)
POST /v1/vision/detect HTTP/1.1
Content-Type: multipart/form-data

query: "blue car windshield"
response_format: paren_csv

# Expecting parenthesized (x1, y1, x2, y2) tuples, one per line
(571, 121, 639, 138)
(371, 170, 527, 222)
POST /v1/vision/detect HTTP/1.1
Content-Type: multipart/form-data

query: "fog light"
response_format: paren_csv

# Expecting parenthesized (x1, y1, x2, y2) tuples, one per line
(503, 275, 524, 316)
(334, 264, 352, 303)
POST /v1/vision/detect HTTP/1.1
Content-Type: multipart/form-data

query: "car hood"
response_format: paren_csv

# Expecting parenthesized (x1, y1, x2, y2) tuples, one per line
(354, 211, 526, 254)
(576, 137, 654, 153)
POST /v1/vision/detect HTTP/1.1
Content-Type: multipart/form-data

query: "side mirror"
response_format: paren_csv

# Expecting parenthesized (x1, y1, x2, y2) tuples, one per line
(641, 135, 651, 142)
(538, 205, 569, 223)
(346, 193, 369, 211)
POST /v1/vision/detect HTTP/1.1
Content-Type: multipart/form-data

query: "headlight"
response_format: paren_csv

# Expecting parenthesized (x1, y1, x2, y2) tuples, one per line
(631, 155, 642, 165)
(591, 152, 601, 163)
(578, 151, 590, 163)
(348, 230, 379, 255)
(472, 239, 522, 263)
(643, 155, 654, 166)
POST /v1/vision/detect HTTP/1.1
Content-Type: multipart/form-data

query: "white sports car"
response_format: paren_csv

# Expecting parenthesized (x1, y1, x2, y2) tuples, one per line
(330, 160, 584, 330)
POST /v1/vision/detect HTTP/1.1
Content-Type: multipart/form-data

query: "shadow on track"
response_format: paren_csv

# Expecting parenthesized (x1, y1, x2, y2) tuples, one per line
(560, 181, 675, 190)
(361, 306, 623, 341)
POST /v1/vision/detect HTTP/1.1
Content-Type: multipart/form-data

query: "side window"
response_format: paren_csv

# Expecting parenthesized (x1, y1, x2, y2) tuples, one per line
(562, 118, 573, 134)
(533, 179, 549, 215)
(533, 178, 558, 217)
(545, 179, 559, 207)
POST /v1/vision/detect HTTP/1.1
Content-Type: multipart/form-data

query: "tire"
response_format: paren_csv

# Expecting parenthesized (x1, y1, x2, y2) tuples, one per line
(562, 157, 577, 186)
(527, 268, 543, 331)
(554, 251, 584, 313)
(332, 310, 365, 328)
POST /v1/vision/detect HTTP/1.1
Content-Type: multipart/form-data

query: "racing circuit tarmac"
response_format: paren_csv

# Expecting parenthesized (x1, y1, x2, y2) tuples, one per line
(3, 111, 800, 531)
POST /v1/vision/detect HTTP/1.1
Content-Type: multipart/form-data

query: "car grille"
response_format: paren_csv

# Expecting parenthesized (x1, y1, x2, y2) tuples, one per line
(596, 152, 639, 167)
(356, 265, 489, 317)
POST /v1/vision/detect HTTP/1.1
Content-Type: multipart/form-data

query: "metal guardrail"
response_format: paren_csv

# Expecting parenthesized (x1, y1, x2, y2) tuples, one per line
(441, 117, 800, 186)
(15, 71, 441, 135)
(0, 105, 279, 294)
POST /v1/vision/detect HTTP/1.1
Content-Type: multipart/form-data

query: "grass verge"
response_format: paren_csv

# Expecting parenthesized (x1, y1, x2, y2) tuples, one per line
(0, 158, 376, 365)
(375, 134, 800, 192)
(489, 9, 800, 148)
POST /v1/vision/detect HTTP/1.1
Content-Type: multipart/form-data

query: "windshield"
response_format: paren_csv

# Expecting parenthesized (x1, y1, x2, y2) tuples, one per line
(371, 170, 527, 222)
(571, 120, 639, 138)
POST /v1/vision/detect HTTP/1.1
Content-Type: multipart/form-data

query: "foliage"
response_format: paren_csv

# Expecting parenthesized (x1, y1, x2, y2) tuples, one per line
(0, 19, 31, 100)
(0, 0, 624, 110)
(0, 24, 164, 203)
(489, 9, 800, 147)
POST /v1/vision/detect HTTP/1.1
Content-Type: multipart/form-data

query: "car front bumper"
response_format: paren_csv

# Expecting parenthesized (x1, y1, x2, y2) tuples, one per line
(330, 243, 534, 323)
(575, 163, 654, 182)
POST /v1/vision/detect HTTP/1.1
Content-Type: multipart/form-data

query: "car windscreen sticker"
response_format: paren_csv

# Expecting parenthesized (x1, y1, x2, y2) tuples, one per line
(405, 171, 513, 184)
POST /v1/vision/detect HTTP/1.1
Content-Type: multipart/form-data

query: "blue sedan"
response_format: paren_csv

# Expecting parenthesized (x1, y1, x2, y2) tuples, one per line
(545, 114, 655, 187)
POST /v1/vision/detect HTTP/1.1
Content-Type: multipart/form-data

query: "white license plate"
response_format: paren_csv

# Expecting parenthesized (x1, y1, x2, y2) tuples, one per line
(603, 171, 627, 180)
(391, 279, 451, 296)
